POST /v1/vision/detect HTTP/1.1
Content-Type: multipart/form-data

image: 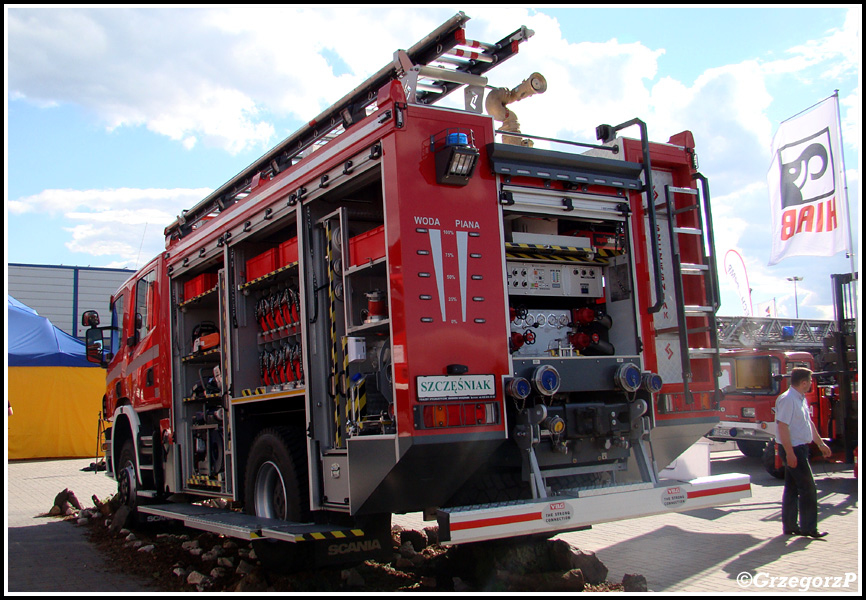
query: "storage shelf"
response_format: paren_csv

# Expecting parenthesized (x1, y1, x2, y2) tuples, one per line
(238, 261, 298, 292)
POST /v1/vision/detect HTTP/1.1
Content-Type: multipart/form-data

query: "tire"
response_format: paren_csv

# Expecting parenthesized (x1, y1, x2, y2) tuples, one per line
(762, 442, 785, 479)
(737, 440, 767, 459)
(244, 427, 311, 572)
(244, 427, 309, 522)
(117, 439, 139, 511)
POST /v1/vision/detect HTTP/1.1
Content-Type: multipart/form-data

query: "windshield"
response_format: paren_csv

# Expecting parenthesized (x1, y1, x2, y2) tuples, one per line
(720, 356, 781, 395)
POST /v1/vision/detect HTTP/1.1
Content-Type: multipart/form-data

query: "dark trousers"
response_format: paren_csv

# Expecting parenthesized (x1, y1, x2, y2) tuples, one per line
(779, 444, 818, 533)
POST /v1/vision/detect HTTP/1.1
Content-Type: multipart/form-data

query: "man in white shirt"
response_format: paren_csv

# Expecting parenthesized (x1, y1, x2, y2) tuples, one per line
(775, 367, 832, 538)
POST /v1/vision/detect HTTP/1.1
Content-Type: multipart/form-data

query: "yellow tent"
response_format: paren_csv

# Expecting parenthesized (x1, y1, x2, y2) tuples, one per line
(8, 297, 106, 459)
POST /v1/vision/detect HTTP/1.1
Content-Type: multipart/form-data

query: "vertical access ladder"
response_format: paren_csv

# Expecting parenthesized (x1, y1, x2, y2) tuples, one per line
(660, 175, 722, 406)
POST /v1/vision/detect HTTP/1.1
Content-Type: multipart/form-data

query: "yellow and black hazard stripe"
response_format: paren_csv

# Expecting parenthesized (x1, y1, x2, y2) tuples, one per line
(326, 221, 344, 449)
(187, 475, 222, 488)
(292, 528, 366, 542)
(241, 387, 268, 397)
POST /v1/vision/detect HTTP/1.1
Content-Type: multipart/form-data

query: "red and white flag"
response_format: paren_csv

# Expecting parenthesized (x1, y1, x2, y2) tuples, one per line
(767, 96, 849, 265)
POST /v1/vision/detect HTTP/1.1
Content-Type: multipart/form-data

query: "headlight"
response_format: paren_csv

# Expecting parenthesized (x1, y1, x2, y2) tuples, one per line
(742, 407, 756, 418)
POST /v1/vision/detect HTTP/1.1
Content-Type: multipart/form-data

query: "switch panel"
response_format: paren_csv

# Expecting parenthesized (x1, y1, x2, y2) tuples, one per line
(506, 261, 603, 297)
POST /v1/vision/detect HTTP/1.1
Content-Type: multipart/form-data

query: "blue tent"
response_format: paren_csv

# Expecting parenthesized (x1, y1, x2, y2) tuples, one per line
(7, 296, 99, 368)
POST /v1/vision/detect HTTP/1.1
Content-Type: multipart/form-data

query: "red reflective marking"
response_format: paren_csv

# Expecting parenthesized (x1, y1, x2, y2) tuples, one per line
(450, 512, 542, 531)
(687, 484, 750, 499)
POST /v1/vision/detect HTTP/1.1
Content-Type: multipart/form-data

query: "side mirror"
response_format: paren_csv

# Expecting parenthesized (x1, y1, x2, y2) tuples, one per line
(82, 310, 100, 327)
(85, 328, 105, 365)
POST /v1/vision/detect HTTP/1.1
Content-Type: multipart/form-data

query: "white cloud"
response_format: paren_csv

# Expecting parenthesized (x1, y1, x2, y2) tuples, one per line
(10, 187, 212, 269)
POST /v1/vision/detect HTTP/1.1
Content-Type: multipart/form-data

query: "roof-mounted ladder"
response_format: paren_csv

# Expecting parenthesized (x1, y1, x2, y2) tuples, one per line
(166, 12, 534, 241)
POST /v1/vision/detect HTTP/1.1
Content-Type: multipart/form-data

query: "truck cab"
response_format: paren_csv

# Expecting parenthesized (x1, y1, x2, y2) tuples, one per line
(709, 350, 816, 457)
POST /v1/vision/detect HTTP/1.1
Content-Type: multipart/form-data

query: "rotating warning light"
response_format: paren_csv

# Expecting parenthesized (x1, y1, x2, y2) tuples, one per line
(531, 365, 560, 396)
(432, 129, 479, 186)
(641, 372, 663, 394)
(614, 363, 641, 392)
(505, 377, 532, 401)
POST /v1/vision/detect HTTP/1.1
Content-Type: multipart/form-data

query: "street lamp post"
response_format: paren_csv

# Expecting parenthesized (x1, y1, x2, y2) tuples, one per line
(787, 276, 803, 318)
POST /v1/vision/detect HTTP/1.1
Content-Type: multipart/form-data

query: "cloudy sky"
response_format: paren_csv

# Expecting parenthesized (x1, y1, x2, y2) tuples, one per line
(5, 6, 861, 320)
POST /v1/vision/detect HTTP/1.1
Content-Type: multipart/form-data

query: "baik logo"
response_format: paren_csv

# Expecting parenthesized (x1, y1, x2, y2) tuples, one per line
(778, 128, 835, 209)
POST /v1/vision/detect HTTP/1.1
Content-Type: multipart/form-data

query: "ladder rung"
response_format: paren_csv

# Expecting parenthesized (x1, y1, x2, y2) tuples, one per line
(673, 203, 700, 215)
(674, 227, 702, 235)
(667, 186, 698, 195)
(684, 305, 714, 314)
(680, 263, 709, 273)
(686, 326, 712, 334)
(688, 348, 719, 355)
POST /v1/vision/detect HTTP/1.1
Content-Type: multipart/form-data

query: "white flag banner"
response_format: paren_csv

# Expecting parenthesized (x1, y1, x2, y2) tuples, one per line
(756, 299, 777, 318)
(723, 249, 752, 316)
(767, 96, 849, 265)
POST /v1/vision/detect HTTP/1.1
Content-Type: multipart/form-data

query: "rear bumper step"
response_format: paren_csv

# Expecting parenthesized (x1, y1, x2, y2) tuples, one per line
(437, 473, 751, 544)
(137, 503, 365, 542)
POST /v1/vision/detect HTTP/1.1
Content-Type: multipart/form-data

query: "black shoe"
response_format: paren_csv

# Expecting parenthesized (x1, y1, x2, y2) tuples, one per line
(801, 531, 829, 539)
(783, 528, 803, 536)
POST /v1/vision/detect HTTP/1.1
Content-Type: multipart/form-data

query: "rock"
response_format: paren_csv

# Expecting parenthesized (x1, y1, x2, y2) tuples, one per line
(210, 567, 227, 579)
(400, 529, 427, 552)
(423, 526, 439, 546)
(54, 488, 81, 510)
(186, 571, 208, 586)
(341, 568, 365, 588)
(498, 568, 585, 592)
(395, 557, 414, 569)
(420, 576, 437, 589)
(138, 544, 156, 553)
(201, 549, 220, 562)
(181, 540, 200, 551)
(549, 540, 608, 585)
(92, 494, 113, 516)
(398, 541, 417, 558)
(622, 573, 648, 592)
(222, 540, 238, 551)
(77, 518, 89, 526)
(108, 505, 131, 533)
(173, 567, 188, 578)
(125, 532, 137, 542)
(248, 548, 257, 561)
(233, 569, 269, 593)
(189, 548, 203, 557)
(217, 557, 234, 568)
(453, 577, 471, 592)
(236, 560, 256, 576)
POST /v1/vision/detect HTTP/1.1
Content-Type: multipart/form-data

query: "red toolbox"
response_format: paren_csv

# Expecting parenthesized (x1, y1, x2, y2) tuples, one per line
(184, 272, 217, 300)
(349, 225, 386, 267)
(279, 237, 299, 266)
(246, 248, 277, 281)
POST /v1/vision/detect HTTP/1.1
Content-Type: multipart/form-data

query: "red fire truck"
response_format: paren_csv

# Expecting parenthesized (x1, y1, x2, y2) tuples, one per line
(82, 13, 749, 567)
(710, 298, 858, 478)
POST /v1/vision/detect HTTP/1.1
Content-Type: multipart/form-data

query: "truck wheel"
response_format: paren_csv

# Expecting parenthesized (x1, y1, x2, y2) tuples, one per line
(762, 442, 785, 479)
(117, 439, 139, 512)
(737, 440, 767, 459)
(244, 427, 309, 522)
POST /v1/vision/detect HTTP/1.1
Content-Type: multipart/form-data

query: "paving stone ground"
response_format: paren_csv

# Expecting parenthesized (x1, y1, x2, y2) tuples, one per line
(5, 449, 859, 593)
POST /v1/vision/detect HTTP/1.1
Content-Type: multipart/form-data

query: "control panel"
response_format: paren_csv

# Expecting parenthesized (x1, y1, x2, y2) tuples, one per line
(506, 261, 603, 298)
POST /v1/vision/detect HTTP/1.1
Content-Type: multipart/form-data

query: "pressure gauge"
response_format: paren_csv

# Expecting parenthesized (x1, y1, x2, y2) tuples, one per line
(558, 314, 569, 327)
(547, 314, 558, 327)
